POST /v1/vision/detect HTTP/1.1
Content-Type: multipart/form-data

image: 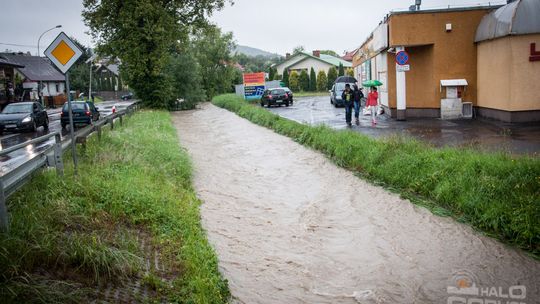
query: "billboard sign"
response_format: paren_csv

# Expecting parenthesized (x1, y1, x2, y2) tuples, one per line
(243, 72, 265, 99)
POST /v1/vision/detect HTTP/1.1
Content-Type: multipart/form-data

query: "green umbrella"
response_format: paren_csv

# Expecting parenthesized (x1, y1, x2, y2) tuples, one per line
(362, 80, 383, 87)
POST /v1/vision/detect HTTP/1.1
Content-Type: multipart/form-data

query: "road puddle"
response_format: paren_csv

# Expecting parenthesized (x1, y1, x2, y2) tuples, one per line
(173, 104, 540, 304)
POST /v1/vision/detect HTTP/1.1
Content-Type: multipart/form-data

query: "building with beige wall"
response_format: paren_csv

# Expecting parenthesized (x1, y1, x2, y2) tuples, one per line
(475, 0, 540, 122)
(353, 6, 497, 120)
(274, 51, 352, 79)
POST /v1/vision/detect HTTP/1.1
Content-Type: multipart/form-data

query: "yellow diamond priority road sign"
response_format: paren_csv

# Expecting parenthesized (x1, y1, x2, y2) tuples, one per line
(44, 32, 83, 74)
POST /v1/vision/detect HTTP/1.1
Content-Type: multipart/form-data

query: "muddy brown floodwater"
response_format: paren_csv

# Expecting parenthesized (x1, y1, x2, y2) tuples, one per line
(173, 104, 540, 304)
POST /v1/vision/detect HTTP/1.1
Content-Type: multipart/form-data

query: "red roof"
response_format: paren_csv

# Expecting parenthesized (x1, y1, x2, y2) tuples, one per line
(342, 50, 356, 62)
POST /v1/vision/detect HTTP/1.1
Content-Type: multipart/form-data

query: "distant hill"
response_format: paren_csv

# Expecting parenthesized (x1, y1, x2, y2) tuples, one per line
(234, 45, 281, 58)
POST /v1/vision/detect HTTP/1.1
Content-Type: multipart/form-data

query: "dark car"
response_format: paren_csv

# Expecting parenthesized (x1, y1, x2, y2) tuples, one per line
(61, 101, 100, 129)
(330, 82, 355, 107)
(0, 102, 49, 134)
(121, 92, 133, 100)
(260, 88, 291, 107)
(281, 87, 294, 104)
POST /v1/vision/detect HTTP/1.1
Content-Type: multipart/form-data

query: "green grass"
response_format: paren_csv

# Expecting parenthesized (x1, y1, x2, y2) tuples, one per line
(212, 93, 540, 257)
(293, 91, 329, 98)
(0, 110, 229, 303)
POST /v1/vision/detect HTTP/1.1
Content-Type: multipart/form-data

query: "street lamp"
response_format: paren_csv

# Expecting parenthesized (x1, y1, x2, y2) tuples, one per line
(38, 24, 62, 56)
(37, 25, 62, 106)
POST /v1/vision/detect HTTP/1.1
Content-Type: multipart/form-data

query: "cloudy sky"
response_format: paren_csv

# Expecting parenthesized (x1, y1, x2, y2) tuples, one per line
(0, 0, 505, 56)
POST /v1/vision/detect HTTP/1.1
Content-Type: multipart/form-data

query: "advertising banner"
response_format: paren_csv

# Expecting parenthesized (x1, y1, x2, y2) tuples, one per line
(243, 72, 265, 99)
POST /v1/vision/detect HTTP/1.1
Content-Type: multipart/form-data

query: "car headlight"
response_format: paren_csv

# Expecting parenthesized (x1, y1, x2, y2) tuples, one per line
(22, 116, 32, 123)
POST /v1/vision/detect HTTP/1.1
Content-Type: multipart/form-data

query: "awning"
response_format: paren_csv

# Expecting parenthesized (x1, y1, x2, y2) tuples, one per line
(440, 79, 468, 86)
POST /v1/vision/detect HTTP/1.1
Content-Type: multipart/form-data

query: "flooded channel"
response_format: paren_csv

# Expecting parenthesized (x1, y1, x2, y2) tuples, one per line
(173, 104, 540, 304)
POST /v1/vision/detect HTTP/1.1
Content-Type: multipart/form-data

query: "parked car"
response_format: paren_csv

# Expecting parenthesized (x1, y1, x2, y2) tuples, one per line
(330, 82, 355, 107)
(260, 88, 291, 107)
(281, 87, 294, 104)
(60, 101, 100, 129)
(121, 92, 133, 100)
(0, 102, 49, 134)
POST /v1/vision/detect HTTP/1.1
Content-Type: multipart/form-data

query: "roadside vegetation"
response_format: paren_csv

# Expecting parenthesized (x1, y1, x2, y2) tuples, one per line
(0, 111, 229, 303)
(212, 93, 540, 257)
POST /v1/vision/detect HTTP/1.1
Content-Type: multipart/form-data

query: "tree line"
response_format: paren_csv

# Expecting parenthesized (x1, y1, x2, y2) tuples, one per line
(268, 63, 354, 92)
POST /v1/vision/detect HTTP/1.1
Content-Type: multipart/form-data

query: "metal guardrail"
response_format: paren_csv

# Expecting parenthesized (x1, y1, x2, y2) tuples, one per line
(0, 102, 139, 230)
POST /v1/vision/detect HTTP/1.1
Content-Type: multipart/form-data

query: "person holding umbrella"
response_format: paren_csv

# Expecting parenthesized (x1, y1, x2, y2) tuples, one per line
(341, 83, 354, 127)
(353, 84, 364, 125)
(367, 86, 379, 125)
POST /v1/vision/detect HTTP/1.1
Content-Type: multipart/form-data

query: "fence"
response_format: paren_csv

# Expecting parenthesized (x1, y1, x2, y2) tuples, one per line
(0, 102, 140, 230)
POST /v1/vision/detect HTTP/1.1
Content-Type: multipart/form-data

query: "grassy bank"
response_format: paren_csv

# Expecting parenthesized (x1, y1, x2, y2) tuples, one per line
(293, 91, 329, 98)
(0, 111, 229, 303)
(212, 93, 540, 256)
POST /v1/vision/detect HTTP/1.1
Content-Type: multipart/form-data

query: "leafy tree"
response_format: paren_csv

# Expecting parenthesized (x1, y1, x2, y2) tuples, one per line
(82, 0, 229, 108)
(327, 67, 337, 89)
(299, 70, 309, 91)
(320, 50, 340, 57)
(289, 71, 299, 91)
(165, 51, 206, 105)
(346, 68, 354, 77)
(283, 69, 289, 87)
(316, 70, 327, 92)
(292, 46, 305, 55)
(273, 74, 282, 81)
(191, 25, 236, 99)
(309, 68, 317, 92)
(338, 63, 344, 76)
(233, 53, 282, 73)
(268, 67, 275, 81)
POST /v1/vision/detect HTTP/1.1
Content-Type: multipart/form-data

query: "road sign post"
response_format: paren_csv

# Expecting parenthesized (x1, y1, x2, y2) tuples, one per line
(44, 32, 83, 175)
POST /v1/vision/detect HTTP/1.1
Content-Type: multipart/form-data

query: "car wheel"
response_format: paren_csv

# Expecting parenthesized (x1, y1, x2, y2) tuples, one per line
(43, 117, 49, 130)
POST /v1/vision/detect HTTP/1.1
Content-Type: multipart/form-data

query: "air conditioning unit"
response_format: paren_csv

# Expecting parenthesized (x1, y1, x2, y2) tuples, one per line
(462, 102, 473, 119)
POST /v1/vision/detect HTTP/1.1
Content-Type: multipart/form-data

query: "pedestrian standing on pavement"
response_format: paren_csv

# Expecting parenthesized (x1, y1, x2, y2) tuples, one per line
(353, 84, 364, 125)
(367, 86, 379, 125)
(341, 83, 354, 127)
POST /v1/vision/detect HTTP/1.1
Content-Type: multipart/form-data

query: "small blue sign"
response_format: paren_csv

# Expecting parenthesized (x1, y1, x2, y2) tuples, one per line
(396, 51, 409, 66)
(244, 85, 265, 99)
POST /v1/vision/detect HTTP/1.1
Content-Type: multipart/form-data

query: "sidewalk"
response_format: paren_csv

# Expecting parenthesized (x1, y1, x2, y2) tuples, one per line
(268, 96, 540, 156)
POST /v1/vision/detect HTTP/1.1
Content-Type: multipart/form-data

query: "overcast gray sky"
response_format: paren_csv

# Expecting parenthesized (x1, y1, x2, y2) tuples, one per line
(0, 0, 505, 56)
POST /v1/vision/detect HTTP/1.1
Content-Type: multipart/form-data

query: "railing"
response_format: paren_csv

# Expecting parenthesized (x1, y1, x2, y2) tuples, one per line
(0, 102, 139, 230)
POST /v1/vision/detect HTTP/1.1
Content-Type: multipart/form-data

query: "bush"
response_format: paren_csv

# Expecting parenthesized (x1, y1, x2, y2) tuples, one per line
(212, 94, 540, 256)
(309, 68, 317, 92)
(299, 70, 310, 91)
(289, 71, 300, 92)
(327, 67, 337, 89)
(317, 70, 328, 92)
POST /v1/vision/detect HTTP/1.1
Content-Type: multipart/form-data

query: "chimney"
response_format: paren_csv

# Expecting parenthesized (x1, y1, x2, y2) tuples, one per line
(286, 53, 291, 59)
(313, 50, 320, 58)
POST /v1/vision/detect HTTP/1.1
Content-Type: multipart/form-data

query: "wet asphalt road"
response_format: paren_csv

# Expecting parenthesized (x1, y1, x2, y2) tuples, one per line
(267, 96, 540, 155)
(0, 100, 135, 175)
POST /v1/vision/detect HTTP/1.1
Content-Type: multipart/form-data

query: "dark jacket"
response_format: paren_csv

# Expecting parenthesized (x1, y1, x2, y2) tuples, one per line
(341, 89, 354, 105)
(354, 88, 364, 103)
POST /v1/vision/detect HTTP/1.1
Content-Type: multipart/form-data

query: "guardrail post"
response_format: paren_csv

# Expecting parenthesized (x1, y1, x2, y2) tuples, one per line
(97, 125, 102, 141)
(109, 117, 114, 130)
(0, 181, 8, 232)
(54, 133, 64, 176)
(119, 115, 123, 126)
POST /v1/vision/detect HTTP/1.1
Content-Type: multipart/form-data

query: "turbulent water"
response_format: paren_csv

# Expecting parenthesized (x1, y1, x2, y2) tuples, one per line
(173, 104, 540, 304)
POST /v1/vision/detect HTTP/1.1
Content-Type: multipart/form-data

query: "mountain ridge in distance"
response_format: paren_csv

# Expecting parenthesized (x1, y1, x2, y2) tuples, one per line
(234, 45, 282, 58)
